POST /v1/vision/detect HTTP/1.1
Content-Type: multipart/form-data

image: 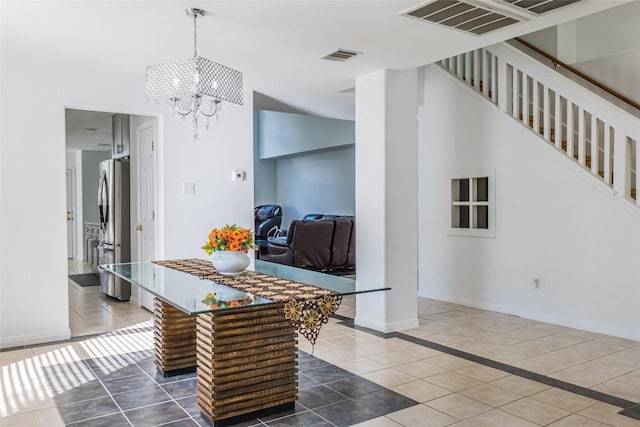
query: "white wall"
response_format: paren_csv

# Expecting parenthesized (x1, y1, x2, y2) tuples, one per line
(520, 1, 640, 103)
(258, 110, 355, 159)
(520, 26, 557, 56)
(275, 147, 355, 228)
(418, 65, 640, 339)
(253, 110, 277, 208)
(253, 103, 356, 229)
(573, 1, 640, 64)
(0, 3, 254, 348)
(572, 1, 640, 103)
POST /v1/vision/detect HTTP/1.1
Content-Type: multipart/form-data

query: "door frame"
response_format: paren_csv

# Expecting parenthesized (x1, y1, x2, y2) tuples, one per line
(66, 168, 76, 258)
(133, 118, 160, 308)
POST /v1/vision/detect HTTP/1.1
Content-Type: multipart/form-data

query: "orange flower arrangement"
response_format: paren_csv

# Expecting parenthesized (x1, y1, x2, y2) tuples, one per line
(201, 224, 255, 254)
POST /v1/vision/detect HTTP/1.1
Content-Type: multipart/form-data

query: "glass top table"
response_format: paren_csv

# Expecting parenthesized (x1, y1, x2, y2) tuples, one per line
(101, 259, 389, 315)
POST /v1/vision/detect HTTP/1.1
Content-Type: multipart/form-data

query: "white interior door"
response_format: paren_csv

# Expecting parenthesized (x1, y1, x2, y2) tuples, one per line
(66, 169, 75, 259)
(136, 121, 157, 311)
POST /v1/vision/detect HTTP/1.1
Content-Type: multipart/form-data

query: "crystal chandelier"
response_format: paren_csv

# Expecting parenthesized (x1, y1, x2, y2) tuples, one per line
(146, 8, 243, 140)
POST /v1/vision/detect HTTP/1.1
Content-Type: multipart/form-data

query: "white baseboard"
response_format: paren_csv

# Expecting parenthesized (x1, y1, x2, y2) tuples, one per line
(354, 316, 419, 333)
(419, 290, 640, 341)
(0, 328, 72, 350)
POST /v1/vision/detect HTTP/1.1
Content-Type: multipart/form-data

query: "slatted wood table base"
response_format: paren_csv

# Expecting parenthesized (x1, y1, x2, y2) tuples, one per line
(196, 303, 298, 425)
(154, 298, 197, 376)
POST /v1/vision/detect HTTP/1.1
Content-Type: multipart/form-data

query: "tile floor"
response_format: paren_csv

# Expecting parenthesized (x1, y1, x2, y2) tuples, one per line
(68, 259, 152, 337)
(1, 262, 639, 426)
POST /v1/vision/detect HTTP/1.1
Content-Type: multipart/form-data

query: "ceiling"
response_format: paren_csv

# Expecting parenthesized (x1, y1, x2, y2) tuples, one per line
(6, 0, 631, 146)
(65, 109, 113, 152)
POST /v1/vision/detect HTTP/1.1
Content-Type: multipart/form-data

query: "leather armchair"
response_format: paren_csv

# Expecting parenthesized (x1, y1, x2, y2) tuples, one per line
(264, 219, 335, 270)
(254, 205, 283, 259)
(264, 216, 356, 273)
(328, 217, 352, 270)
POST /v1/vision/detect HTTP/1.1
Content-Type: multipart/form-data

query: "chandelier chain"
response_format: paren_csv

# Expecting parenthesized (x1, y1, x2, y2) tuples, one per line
(193, 13, 198, 58)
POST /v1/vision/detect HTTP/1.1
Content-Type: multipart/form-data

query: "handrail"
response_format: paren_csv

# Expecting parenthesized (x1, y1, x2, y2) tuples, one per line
(513, 37, 640, 112)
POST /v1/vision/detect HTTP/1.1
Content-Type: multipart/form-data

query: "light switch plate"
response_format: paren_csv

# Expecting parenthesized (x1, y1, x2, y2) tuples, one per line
(183, 182, 196, 195)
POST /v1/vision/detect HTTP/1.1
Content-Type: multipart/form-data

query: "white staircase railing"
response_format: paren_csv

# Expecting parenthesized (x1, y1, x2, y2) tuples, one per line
(439, 43, 639, 207)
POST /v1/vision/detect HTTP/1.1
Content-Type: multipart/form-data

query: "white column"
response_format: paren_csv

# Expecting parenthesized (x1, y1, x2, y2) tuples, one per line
(354, 69, 419, 333)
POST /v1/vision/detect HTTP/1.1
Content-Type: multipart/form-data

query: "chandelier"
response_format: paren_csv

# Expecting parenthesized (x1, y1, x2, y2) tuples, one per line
(146, 8, 243, 140)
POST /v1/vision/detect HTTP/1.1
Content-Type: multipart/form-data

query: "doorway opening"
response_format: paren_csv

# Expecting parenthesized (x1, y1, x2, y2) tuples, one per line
(64, 108, 159, 337)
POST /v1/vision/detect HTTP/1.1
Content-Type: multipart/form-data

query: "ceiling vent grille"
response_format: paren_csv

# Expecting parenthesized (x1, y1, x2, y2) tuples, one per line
(500, 0, 582, 15)
(400, 0, 524, 35)
(322, 49, 362, 62)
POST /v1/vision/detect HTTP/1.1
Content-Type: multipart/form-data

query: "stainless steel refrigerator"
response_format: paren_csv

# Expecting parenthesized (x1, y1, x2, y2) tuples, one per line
(97, 158, 131, 301)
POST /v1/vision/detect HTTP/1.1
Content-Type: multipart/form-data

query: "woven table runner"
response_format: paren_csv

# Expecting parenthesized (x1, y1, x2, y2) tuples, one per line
(153, 258, 342, 345)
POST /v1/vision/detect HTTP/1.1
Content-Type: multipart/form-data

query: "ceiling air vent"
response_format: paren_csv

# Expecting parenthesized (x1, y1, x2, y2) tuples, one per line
(500, 0, 581, 15)
(322, 49, 362, 62)
(400, 0, 524, 36)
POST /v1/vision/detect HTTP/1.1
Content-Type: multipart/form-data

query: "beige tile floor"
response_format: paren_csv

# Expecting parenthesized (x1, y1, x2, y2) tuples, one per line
(68, 259, 152, 337)
(1, 273, 639, 426)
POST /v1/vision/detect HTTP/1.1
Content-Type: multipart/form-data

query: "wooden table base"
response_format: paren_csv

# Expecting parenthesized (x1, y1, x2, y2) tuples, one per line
(154, 298, 197, 376)
(153, 298, 298, 425)
(196, 303, 298, 425)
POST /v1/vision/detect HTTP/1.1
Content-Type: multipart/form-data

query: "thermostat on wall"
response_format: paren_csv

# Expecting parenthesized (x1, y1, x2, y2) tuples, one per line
(232, 171, 246, 181)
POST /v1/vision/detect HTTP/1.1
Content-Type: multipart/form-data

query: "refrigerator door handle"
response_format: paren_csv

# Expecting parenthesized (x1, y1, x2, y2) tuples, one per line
(98, 171, 109, 229)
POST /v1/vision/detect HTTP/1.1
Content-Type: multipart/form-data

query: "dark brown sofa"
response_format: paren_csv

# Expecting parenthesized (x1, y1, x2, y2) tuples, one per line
(263, 217, 355, 272)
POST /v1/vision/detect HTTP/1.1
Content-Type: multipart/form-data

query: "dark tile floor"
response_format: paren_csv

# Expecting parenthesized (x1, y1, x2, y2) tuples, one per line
(45, 350, 418, 426)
